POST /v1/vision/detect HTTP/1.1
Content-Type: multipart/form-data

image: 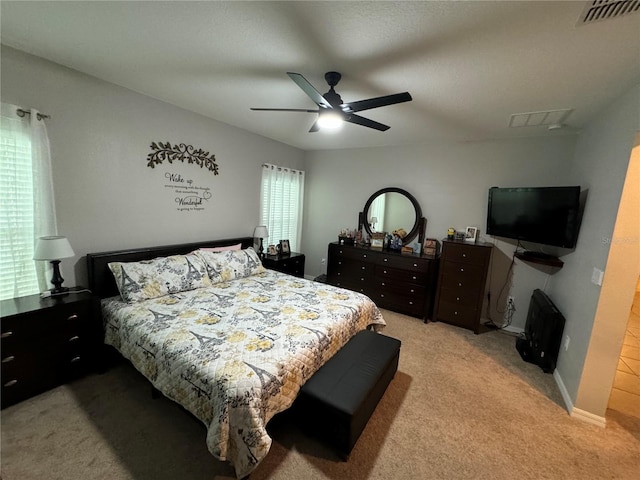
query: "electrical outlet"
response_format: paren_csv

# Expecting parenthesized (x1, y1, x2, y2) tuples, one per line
(507, 296, 515, 308)
(564, 335, 570, 351)
(321, 258, 326, 265)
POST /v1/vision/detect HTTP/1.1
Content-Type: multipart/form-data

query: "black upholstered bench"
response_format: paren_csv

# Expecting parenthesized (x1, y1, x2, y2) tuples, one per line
(294, 329, 401, 458)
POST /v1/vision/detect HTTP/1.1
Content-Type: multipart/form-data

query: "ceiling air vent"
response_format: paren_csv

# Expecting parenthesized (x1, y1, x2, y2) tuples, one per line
(577, 0, 640, 25)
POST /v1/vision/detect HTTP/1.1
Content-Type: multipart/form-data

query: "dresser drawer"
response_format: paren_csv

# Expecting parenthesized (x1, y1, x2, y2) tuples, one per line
(372, 290, 426, 317)
(439, 261, 486, 288)
(435, 301, 478, 328)
(331, 246, 376, 263)
(376, 254, 429, 272)
(437, 286, 481, 307)
(442, 242, 490, 266)
(1, 301, 91, 340)
(376, 265, 428, 284)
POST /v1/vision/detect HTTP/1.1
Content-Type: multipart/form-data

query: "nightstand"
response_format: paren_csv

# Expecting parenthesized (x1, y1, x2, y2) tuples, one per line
(262, 252, 305, 277)
(0, 287, 101, 409)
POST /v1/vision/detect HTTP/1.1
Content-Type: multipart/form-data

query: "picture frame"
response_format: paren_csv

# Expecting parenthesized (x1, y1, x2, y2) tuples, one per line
(465, 226, 478, 243)
(280, 239, 290, 254)
(423, 238, 440, 256)
(267, 244, 278, 256)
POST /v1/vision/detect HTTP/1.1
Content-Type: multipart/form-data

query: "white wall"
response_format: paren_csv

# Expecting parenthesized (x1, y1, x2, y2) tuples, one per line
(303, 136, 578, 328)
(1, 46, 304, 288)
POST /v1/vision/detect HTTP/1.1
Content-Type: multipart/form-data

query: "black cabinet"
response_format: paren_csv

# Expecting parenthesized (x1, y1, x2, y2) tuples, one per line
(262, 252, 305, 277)
(433, 240, 492, 333)
(1, 287, 100, 408)
(326, 242, 439, 320)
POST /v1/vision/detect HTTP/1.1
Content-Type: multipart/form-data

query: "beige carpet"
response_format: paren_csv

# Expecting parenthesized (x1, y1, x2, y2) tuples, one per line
(1, 309, 639, 480)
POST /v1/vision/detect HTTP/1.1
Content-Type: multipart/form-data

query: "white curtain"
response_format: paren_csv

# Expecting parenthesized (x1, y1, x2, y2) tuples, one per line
(369, 194, 386, 232)
(0, 103, 57, 300)
(260, 164, 305, 253)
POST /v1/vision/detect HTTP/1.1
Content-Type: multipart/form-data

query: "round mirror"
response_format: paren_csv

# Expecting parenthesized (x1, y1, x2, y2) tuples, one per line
(362, 187, 422, 244)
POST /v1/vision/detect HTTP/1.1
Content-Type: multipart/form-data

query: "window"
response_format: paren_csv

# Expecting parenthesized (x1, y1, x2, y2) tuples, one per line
(260, 164, 305, 253)
(0, 104, 56, 300)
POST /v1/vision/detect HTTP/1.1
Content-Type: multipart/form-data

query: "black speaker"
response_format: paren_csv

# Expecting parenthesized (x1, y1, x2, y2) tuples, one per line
(517, 289, 566, 373)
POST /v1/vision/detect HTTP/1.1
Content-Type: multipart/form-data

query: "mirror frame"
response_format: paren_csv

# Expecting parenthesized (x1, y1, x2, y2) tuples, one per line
(361, 187, 423, 245)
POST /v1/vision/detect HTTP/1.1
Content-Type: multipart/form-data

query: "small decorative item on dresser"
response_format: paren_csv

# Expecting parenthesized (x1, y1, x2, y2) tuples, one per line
(447, 228, 455, 240)
(401, 245, 414, 254)
(370, 232, 385, 249)
(423, 238, 440, 256)
(454, 231, 466, 241)
(465, 226, 478, 243)
(338, 229, 355, 246)
(280, 239, 290, 254)
(267, 244, 278, 256)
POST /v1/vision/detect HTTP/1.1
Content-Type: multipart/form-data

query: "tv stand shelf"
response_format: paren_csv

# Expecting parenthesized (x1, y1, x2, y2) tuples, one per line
(515, 252, 564, 268)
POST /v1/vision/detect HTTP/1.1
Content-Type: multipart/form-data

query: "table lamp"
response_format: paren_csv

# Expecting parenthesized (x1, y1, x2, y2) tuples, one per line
(253, 225, 269, 258)
(33, 236, 75, 294)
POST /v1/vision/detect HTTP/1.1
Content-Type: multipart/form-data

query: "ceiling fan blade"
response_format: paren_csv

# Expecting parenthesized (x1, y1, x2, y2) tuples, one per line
(250, 108, 318, 112)
(308, 120, 320, 133)
(287, 72, 333, 109)
(345, 114, 390, 131)
(342, 92, 412, 113)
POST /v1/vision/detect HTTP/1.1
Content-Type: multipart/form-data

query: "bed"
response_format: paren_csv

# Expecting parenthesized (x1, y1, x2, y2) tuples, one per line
(86, 237, 386, 478)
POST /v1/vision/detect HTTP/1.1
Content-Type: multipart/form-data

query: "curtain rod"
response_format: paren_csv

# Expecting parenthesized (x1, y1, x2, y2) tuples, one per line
(16, 108, 51, 121)
(262, 163, 304, 174)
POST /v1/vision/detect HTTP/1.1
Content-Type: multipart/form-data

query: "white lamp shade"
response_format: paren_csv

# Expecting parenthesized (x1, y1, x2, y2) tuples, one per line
(253, 225, 269, 238)
(34, 236, 75, 260)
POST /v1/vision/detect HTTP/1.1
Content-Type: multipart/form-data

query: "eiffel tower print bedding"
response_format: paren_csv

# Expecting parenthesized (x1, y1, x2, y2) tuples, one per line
(101, 262, 386, 478)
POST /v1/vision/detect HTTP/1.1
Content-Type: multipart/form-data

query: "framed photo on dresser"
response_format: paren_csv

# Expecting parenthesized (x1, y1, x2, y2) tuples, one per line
(280, 239, 290, 254)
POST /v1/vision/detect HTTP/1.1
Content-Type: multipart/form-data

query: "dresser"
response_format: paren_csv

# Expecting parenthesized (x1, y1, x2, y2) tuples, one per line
(1, 288, 100, 408)
(433, 240, 493, 333)
(262, 252, 305, 277)
(326, 242, 439, 320)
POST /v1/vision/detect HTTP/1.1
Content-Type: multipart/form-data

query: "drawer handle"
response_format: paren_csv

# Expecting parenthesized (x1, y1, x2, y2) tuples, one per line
(384, 258, 388, 262)
(1, 331, 13, 338)
(454, 311, 458, 315)
(458, 282, 463, 287)
(360, 277, 365, 281)
(363, 254, 367, 258)
(67, 314, 79, 321)
(69, 335, 80, 342)
(456, 297, 460, 301)
(339, 250, 343, 254)
(337, 273, 341, 276)
(2, 355, 15, 363)
(381, 282, 386, 286)
(70, 356, 82, 363)
(413, 263, 418, 267)
(361, 266, 366, 270)
(412, 276, 417, 280)
(380, 294, 385, 298)
(409, 301, 414, 305)
(460, 268, 464, 272)
(4, 379, 18, 387)
(410, 289, 415, 293)
(462, 253, 467, 257)
(383, 270, 388, 274)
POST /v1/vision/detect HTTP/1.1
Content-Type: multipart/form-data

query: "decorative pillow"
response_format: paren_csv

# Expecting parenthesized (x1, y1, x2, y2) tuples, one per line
(198, 243, 242, 253)
(196, 247, 265, 283)
(108, 253, 211, 303)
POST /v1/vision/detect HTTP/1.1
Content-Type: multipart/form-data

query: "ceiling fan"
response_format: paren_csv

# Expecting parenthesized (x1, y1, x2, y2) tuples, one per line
(250, 71, 412, 132)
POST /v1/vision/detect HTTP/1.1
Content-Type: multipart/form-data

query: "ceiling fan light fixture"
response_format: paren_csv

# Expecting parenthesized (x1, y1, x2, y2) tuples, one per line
(317, 110, 343, 131)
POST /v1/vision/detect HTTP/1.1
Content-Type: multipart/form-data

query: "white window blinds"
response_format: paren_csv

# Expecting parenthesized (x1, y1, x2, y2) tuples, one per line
(260, 164, 305, 253)
(0, 103, 57, 300)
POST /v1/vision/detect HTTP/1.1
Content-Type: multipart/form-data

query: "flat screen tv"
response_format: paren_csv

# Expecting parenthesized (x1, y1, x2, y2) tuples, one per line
(486, 186, 581, 249)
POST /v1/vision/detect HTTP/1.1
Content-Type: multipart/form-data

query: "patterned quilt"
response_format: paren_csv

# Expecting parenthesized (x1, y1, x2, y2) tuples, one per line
(102, 269, 386, 478)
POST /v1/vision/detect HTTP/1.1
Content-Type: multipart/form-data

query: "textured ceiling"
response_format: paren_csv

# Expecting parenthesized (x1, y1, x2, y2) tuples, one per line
(1, 1, 639, 151)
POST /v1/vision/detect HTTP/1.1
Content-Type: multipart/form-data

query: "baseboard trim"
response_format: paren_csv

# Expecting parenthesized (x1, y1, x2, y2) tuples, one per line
(570, 407, 607, 428)
(553, 369, 606, 428)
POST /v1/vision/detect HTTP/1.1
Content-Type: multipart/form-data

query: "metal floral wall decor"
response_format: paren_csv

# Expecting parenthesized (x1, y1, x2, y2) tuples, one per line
(147, 141, 219, 174)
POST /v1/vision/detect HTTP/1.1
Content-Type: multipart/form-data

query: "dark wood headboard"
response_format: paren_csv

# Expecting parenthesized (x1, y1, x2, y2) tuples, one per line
(86, 236, 254, 299)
